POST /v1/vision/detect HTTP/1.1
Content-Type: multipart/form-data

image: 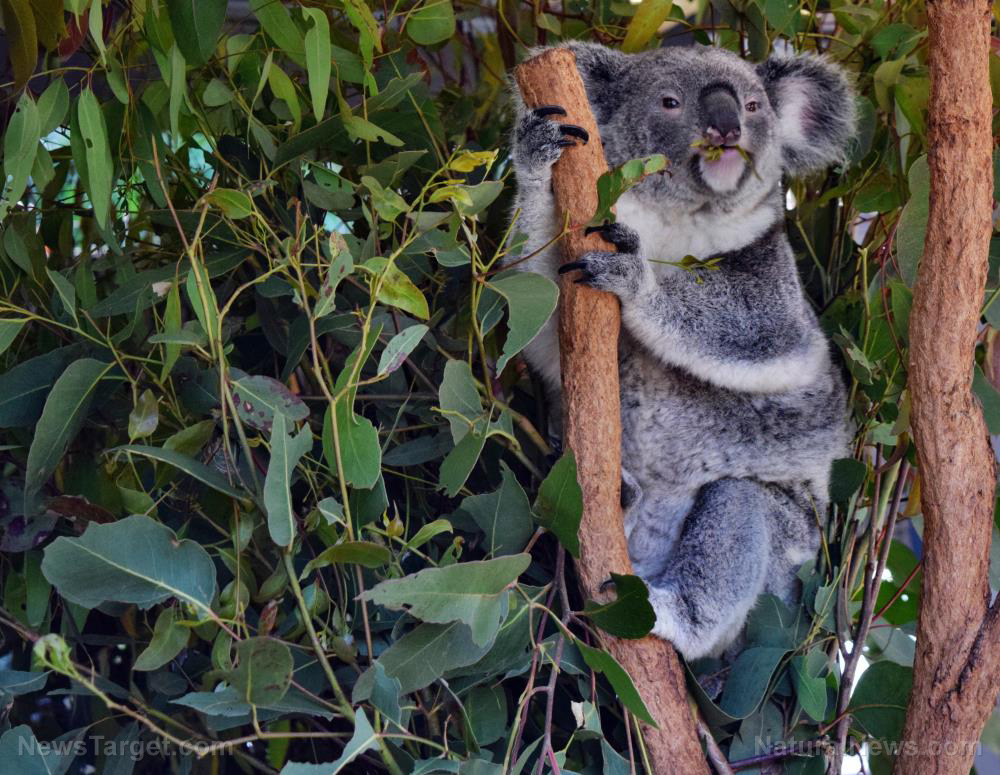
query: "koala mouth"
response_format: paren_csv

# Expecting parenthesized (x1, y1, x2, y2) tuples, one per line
(694, 145, 749, 193)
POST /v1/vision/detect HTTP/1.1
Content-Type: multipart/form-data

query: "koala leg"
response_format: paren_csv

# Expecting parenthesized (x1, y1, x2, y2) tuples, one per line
(646, 477, 775, 660)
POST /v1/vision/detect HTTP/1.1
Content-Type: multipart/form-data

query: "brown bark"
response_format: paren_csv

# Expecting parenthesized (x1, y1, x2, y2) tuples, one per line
(895, 1, 1000, 773)
(514, 48, 709, 775)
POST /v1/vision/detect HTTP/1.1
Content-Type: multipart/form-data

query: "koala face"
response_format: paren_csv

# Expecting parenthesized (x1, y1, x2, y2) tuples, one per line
(565, 43, 856, 214)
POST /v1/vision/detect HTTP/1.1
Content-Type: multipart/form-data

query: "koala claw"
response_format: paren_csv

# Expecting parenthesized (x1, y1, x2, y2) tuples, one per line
(599, 577, 617, 594)
(584, 221, 640, 254)
(559, 249, 645, 296)
(558, 124, 589, 144)
(557, 260, 587, 275)
(533, 104, 567, 118)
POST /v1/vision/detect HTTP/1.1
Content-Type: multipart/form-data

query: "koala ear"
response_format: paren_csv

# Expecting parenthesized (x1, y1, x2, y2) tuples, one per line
(757, 54, 857, 176)
(560, 42, 629, 124)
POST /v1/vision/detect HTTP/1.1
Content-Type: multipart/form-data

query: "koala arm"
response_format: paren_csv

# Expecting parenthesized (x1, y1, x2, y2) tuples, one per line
(622, 277, 829, 393)
(567, 223, 828, 393)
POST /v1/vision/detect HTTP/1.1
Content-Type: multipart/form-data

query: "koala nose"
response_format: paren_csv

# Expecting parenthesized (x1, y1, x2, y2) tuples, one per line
(701, 88, 741, 146)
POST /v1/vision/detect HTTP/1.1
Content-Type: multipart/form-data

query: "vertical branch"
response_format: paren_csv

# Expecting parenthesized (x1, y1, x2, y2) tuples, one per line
(895, 1, 1000, 773)
(514, 48, 709, 774)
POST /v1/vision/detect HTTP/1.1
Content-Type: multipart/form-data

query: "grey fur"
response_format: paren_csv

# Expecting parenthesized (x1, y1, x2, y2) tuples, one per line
(508, 43, 855, 659)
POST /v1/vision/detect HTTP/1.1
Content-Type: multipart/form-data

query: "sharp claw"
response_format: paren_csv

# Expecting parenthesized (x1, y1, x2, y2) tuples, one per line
(534, 105, 567, 118)
(573, 276, 593, 285)
(599, 577, 617, 593)
(558, 261, 587, 275)
(556, 139, 577, 148)
(559, 124, 589, 144)
(584, 223, 609, 237)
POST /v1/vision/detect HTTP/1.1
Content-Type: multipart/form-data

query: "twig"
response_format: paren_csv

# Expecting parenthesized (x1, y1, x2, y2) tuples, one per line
(698, 716, 735, 775)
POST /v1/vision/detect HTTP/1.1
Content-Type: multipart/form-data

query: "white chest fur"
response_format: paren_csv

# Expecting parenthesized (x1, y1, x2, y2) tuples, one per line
(616, 191, 779, 268)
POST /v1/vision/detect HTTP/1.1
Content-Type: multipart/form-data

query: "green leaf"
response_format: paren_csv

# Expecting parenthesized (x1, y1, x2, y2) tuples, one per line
(622, 0, 673, 53)
(366, 257, 429, 319)
(204, 188, 253, 219)
(343, 0, 381, 70)
(127, 389, 159, 440)
(228, 637, 294, 706)
(46, 269, 77, 325)
(160, 279, 183, 379)
(354, 621, 492, 697)
(77, 88, 113, 228)
(36, 78, 69, 135)
(250, 0, 305, 64)
(112, 444, 245, 499)
(40, 515, 217, 614)
(850, 661, 912, 743)
(302, 8, 331, 120)
(439, 425, 487, 496)
(361, 554, 530, 647)
(488, 271, 559, 372)
(377, 324, 428, 375)
(829, 457, 867, 503)
(0, 670, 47, 700)
(313, 233, 354, 318)
(324, 400, 382, 489)
(439, 359, 484, 443)
(361, 176, 409, 221)
(166, 0, 225, 65)
(0, 346, 77, 428)
(0, 725, 78, 775)
(761, 0, 798, 35)
(24, 358, 111, 516)
(719, 646, 788, 718)
(406, 0, 456, 45)
(897, 155, 928, 288)
(168, 43, 186, 141)
(591, 154, 667, 225)
(232, 374, 309, 432)
(0, 319, 26, 356)
(1, 0, 38, 88)
(459, 463, 534, 556)
(134, 607, 189, 671)
(268, 63, 302, 131)
(575, 640, 655, 725)
(534, 450, 583, 557)
(264, 413, 313, 548)
(0, 93, 40, 221)
(791, 654, 827, 722)
(582, 574, 655, 639)
(302, 541, 392, 576)
(279, 710, 376, 774)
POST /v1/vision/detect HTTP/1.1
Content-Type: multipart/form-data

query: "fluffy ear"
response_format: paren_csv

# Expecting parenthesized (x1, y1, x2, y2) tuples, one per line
(757, 53, 857, 176)
(560, 42, 629, 124)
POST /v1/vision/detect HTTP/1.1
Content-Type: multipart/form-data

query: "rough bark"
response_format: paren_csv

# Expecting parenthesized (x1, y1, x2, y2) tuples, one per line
(515, 49, 709, 775)
(894, 1, 1000, 773)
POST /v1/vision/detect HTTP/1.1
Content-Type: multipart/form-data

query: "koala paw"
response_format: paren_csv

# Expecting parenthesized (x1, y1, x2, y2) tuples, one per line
(513, 105, 589, 179)
(558, 222, 647, 296)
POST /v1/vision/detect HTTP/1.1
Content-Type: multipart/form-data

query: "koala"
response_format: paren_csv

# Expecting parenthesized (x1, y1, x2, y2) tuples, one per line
(508, 42, 855, 660)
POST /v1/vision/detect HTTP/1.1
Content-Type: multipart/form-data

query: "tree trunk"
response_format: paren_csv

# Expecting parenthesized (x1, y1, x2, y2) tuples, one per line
(515, 48, 710, 775)
(894, 1, 1000, 773)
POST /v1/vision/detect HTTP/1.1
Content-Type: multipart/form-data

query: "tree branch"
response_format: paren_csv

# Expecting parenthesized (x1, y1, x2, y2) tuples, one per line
(514, 47, 709, 774)
(895, 1, 1000, 772)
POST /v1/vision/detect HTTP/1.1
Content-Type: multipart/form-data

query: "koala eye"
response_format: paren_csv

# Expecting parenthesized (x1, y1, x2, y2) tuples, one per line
(745, 101, 759, 113)
(662, 97, 681, 110)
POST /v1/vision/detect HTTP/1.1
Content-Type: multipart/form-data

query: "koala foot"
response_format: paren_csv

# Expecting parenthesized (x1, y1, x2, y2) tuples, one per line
(558, 222, 647, 296)
(513, 105, 588, 179)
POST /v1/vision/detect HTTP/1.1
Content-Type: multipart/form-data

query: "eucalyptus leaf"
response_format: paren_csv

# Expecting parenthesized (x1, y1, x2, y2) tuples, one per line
(264, 413, 313, 548)
(41, 515, 217, 614)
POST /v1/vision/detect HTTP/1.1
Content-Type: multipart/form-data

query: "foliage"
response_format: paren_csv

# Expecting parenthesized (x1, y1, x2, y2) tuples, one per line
(0, 1, 996, 773)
